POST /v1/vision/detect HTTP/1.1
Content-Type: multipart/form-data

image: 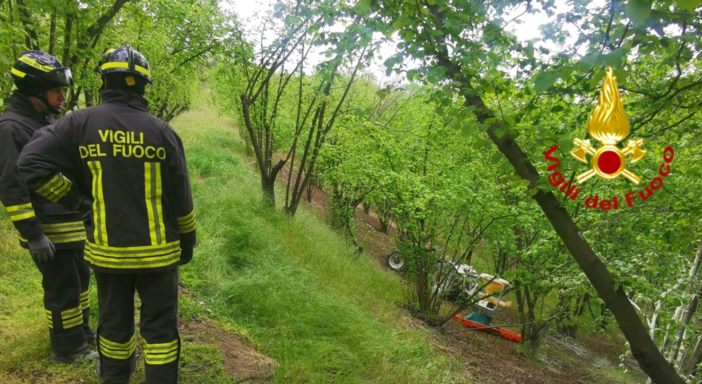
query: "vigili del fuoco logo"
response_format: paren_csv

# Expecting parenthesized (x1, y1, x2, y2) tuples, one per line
(543, 66, 674, 210)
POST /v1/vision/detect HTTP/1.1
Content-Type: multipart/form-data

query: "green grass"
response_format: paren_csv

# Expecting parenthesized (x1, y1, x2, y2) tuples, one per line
(176, 103, 468, 383)
(0, 97, 470, 383)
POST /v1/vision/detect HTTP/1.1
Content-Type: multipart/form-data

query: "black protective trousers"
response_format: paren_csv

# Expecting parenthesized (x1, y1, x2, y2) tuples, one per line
(34, 248, 92, 356)
(94, 268, 180, 384)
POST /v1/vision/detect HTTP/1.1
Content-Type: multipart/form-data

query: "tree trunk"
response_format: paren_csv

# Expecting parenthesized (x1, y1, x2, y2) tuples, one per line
(262, 176, 275, 207)
(530, 320, 553, 358)
(378, 216, 389, 234)
(62, 2, 73, 65)
(514, 280, 528, 342)
(85, 90, 94, 107)
(16, 0, 39, 50)
(330, 184, 344, 229)
(306, 178, 314, 203)
(683, 335, 702, 376)
(363, 202, 370, 214)
(670, 281, 702, 364)
(48, 8, 57, 55)
(417, 265, 427, 312)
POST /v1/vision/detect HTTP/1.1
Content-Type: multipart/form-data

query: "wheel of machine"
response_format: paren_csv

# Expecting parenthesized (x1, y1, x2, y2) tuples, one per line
(431, 265, 461, 299)
(386, 250, 405, 272)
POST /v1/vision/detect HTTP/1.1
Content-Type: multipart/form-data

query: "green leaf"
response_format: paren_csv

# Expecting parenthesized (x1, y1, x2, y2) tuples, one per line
(613, 69, 628, 84)
(357, 0, 372, 15)
(560, 67, 575, 80)
(484, 117, 498, 125)
(383, 57, 399, 69)
(427, 66, 447, 82)
(533, 71, 559, 93)
(677, 0, 702, 12)
(523, 45, 535, 58)
(461, 123, 478, 137)
(625, 0, 653, 26)
(490, 152, 503, 164)
(589, 70, 606, 89)
(472, 138, 486, 150)
(602, 49, 626, 66)
(558, 137, 575, 152)
(578, 53, 599, 73)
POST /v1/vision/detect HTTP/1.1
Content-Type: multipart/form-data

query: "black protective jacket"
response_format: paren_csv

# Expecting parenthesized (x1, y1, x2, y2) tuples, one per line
(18, 89, 196, 273)
(0, 91, 85, 249)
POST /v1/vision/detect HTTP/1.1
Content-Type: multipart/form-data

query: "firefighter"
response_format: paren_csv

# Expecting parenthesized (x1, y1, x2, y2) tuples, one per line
(0, 51, 97, 363)
(17, 44, 195, 384)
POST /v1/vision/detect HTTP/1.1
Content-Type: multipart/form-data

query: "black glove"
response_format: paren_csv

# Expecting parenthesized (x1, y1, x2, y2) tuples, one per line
(82, 210, 93, 229)
(179, 248, 194, 265)
(72, 196, 94, 213)
(27, 234, 55, 264)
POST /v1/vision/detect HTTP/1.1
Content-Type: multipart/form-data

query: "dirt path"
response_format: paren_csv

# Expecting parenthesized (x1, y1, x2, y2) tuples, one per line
(181, 319, 278, 383)
(180, 286, 278, 383)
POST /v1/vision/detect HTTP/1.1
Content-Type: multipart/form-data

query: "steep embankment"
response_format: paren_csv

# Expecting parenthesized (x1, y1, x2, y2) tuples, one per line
(0, 102, 466, 384)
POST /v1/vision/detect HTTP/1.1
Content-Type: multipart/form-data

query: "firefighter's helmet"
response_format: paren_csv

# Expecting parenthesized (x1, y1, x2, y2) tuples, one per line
(10, 51, 73, 114)
(97, 44, 153, 84)
(10, 50, 74, 88)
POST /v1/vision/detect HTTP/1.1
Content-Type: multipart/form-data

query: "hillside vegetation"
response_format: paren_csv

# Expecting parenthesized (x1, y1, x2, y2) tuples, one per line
(0, 101, 466, 384)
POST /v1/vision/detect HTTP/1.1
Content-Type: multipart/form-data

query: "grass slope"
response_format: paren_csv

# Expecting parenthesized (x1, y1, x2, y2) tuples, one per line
(0, 101, 468, 383)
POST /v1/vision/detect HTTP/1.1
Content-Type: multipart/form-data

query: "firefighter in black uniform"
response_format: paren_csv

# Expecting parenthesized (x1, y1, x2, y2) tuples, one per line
(0, 51, 97, 363)
(17, 45, 195, 384)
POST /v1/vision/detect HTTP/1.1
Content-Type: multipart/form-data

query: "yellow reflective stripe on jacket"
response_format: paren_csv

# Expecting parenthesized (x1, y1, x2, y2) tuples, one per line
(144, 162, 165, 245)
(88, 161, 108, 245)
(99, 334, 136, 360)
(45, 309, 53, 329)
(43, 221, 86, 244)
(47, 232, 87, 244)
(43, 222, 84, 232)
(36, 173, 72, 203)
(61, 306, 83, 329)
(85, 240, 181, 269)
(19, 56, 53, 72)
(5, 203, 35, 222)
(177, 211, 195, 234)
(11, 68, 26, 78)
(80, 290, 89, 310)
(101, 62, 151, 77)
(13, 226, 85, 245)
(144, 339, 179, 365)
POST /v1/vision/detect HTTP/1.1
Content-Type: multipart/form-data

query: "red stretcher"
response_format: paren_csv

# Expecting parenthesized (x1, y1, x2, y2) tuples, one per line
(454, 314, 522, 343)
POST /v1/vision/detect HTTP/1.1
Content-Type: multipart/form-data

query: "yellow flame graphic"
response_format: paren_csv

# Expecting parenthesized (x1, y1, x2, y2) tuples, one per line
(587, 67, 629, 145)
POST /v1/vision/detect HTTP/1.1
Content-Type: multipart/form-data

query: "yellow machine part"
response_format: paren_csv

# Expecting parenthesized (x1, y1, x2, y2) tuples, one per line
(478, 292, 513, 309)
(479, 273, 511, 294)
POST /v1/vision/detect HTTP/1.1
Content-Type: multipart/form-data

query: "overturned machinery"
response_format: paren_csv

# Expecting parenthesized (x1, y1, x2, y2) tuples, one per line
(386, 248, 521, 342)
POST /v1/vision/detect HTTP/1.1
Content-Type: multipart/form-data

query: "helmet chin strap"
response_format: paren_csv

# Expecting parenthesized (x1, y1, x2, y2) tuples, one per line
(37, 91, 62, 115)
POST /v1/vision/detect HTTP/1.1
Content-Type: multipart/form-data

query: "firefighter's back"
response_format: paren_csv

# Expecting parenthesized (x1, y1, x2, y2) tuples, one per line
(67, 94, 187, 273)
